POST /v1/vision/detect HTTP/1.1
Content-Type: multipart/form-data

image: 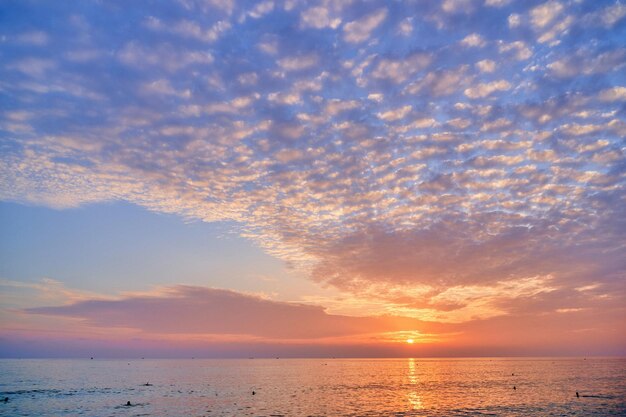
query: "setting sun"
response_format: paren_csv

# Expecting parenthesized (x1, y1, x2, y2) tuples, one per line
(406, 339, 415, 344)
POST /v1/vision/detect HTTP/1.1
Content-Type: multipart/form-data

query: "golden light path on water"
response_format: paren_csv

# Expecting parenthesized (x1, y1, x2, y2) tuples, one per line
(407, 358, 424, 411)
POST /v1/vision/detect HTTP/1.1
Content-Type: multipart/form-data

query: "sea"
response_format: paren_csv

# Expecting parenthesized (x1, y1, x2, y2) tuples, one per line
(0, 358, 624, 416)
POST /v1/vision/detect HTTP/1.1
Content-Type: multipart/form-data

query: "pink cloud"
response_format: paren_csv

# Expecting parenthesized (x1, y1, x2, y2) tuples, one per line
(26, 286, 437, 340)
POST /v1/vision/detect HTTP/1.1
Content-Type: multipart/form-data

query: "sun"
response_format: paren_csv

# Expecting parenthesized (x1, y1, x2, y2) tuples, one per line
(406, 338, 415, 344)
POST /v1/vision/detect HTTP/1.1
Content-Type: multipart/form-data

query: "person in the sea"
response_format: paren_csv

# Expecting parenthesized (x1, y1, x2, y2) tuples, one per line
(125, 401, 132, 406)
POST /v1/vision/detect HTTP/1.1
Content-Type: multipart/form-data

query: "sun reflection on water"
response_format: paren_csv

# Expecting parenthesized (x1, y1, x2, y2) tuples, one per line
(407, 358, 424, 410)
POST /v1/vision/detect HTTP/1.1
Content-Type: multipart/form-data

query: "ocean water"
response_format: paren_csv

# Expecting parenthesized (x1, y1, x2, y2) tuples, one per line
(0, 358, 624, 416)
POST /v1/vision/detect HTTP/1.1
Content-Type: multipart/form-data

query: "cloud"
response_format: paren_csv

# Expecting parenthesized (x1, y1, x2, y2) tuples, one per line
(536, 14, 573, 44)
(475, 59, 496, 73)
(371, 52, 432, 83)
(2, 0, 625, 352)
(548, 49, 626, 78)
(447, 118, 472, 129)
(141, 79, 191, 98)
(268, 91, 301, 105)
(247, 1, 274, 19)
(404, 66, 470, 96)
(498, 40, 532, 60)
(8, 275, 624, 356)
(25, 285, 431, 340)
(597, 3, 626, 27)
(598, 86, 626, 102)
(343, 8, 387, 43)
(397, 18, 413, 36)
(530, 1, 564, 29)
(460, 33, 486, 47)
(145, 17, 231, 43)
(300, 6, 341, 29)
(464, 80, 511, 98)
(485, 0, 511, 7)
(508, 13, 521, 28)
(277, 54, 319, 71)
(324, 99, 360, 116)
(442, 0, 476, 14)
(377, 105, 412, 121)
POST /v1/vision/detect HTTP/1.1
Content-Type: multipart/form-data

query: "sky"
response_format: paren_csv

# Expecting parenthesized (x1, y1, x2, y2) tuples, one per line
(0, 0, 625, 358)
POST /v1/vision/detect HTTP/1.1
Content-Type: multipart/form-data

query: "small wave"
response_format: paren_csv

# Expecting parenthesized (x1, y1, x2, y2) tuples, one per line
(0, 389, 62, 395)
(1, 387, 119, 397)
(581, 394, 615, 399)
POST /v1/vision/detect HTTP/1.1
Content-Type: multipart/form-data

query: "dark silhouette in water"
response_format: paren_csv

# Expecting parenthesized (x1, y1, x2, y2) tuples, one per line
(576, 391, 580, 398)
(252, 391, 256, 395)
(513, 386, 516, 390)
(125, 401, 132, 406)
(3, 397, 8, 403)
(143, 382, 153, 386)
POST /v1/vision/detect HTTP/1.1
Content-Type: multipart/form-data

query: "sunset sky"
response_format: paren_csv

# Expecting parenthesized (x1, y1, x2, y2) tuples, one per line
(1, 0, 625, 358)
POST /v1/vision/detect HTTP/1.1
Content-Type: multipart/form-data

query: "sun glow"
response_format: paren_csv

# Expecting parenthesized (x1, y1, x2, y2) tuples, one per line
(406, 338, 415, 344)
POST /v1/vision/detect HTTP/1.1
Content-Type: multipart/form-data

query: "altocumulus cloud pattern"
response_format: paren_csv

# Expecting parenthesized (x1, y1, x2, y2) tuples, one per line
(1, 0, 625, 322)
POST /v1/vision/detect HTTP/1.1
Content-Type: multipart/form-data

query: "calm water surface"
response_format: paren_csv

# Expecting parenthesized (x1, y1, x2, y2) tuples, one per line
(0, 358, 624, 416)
